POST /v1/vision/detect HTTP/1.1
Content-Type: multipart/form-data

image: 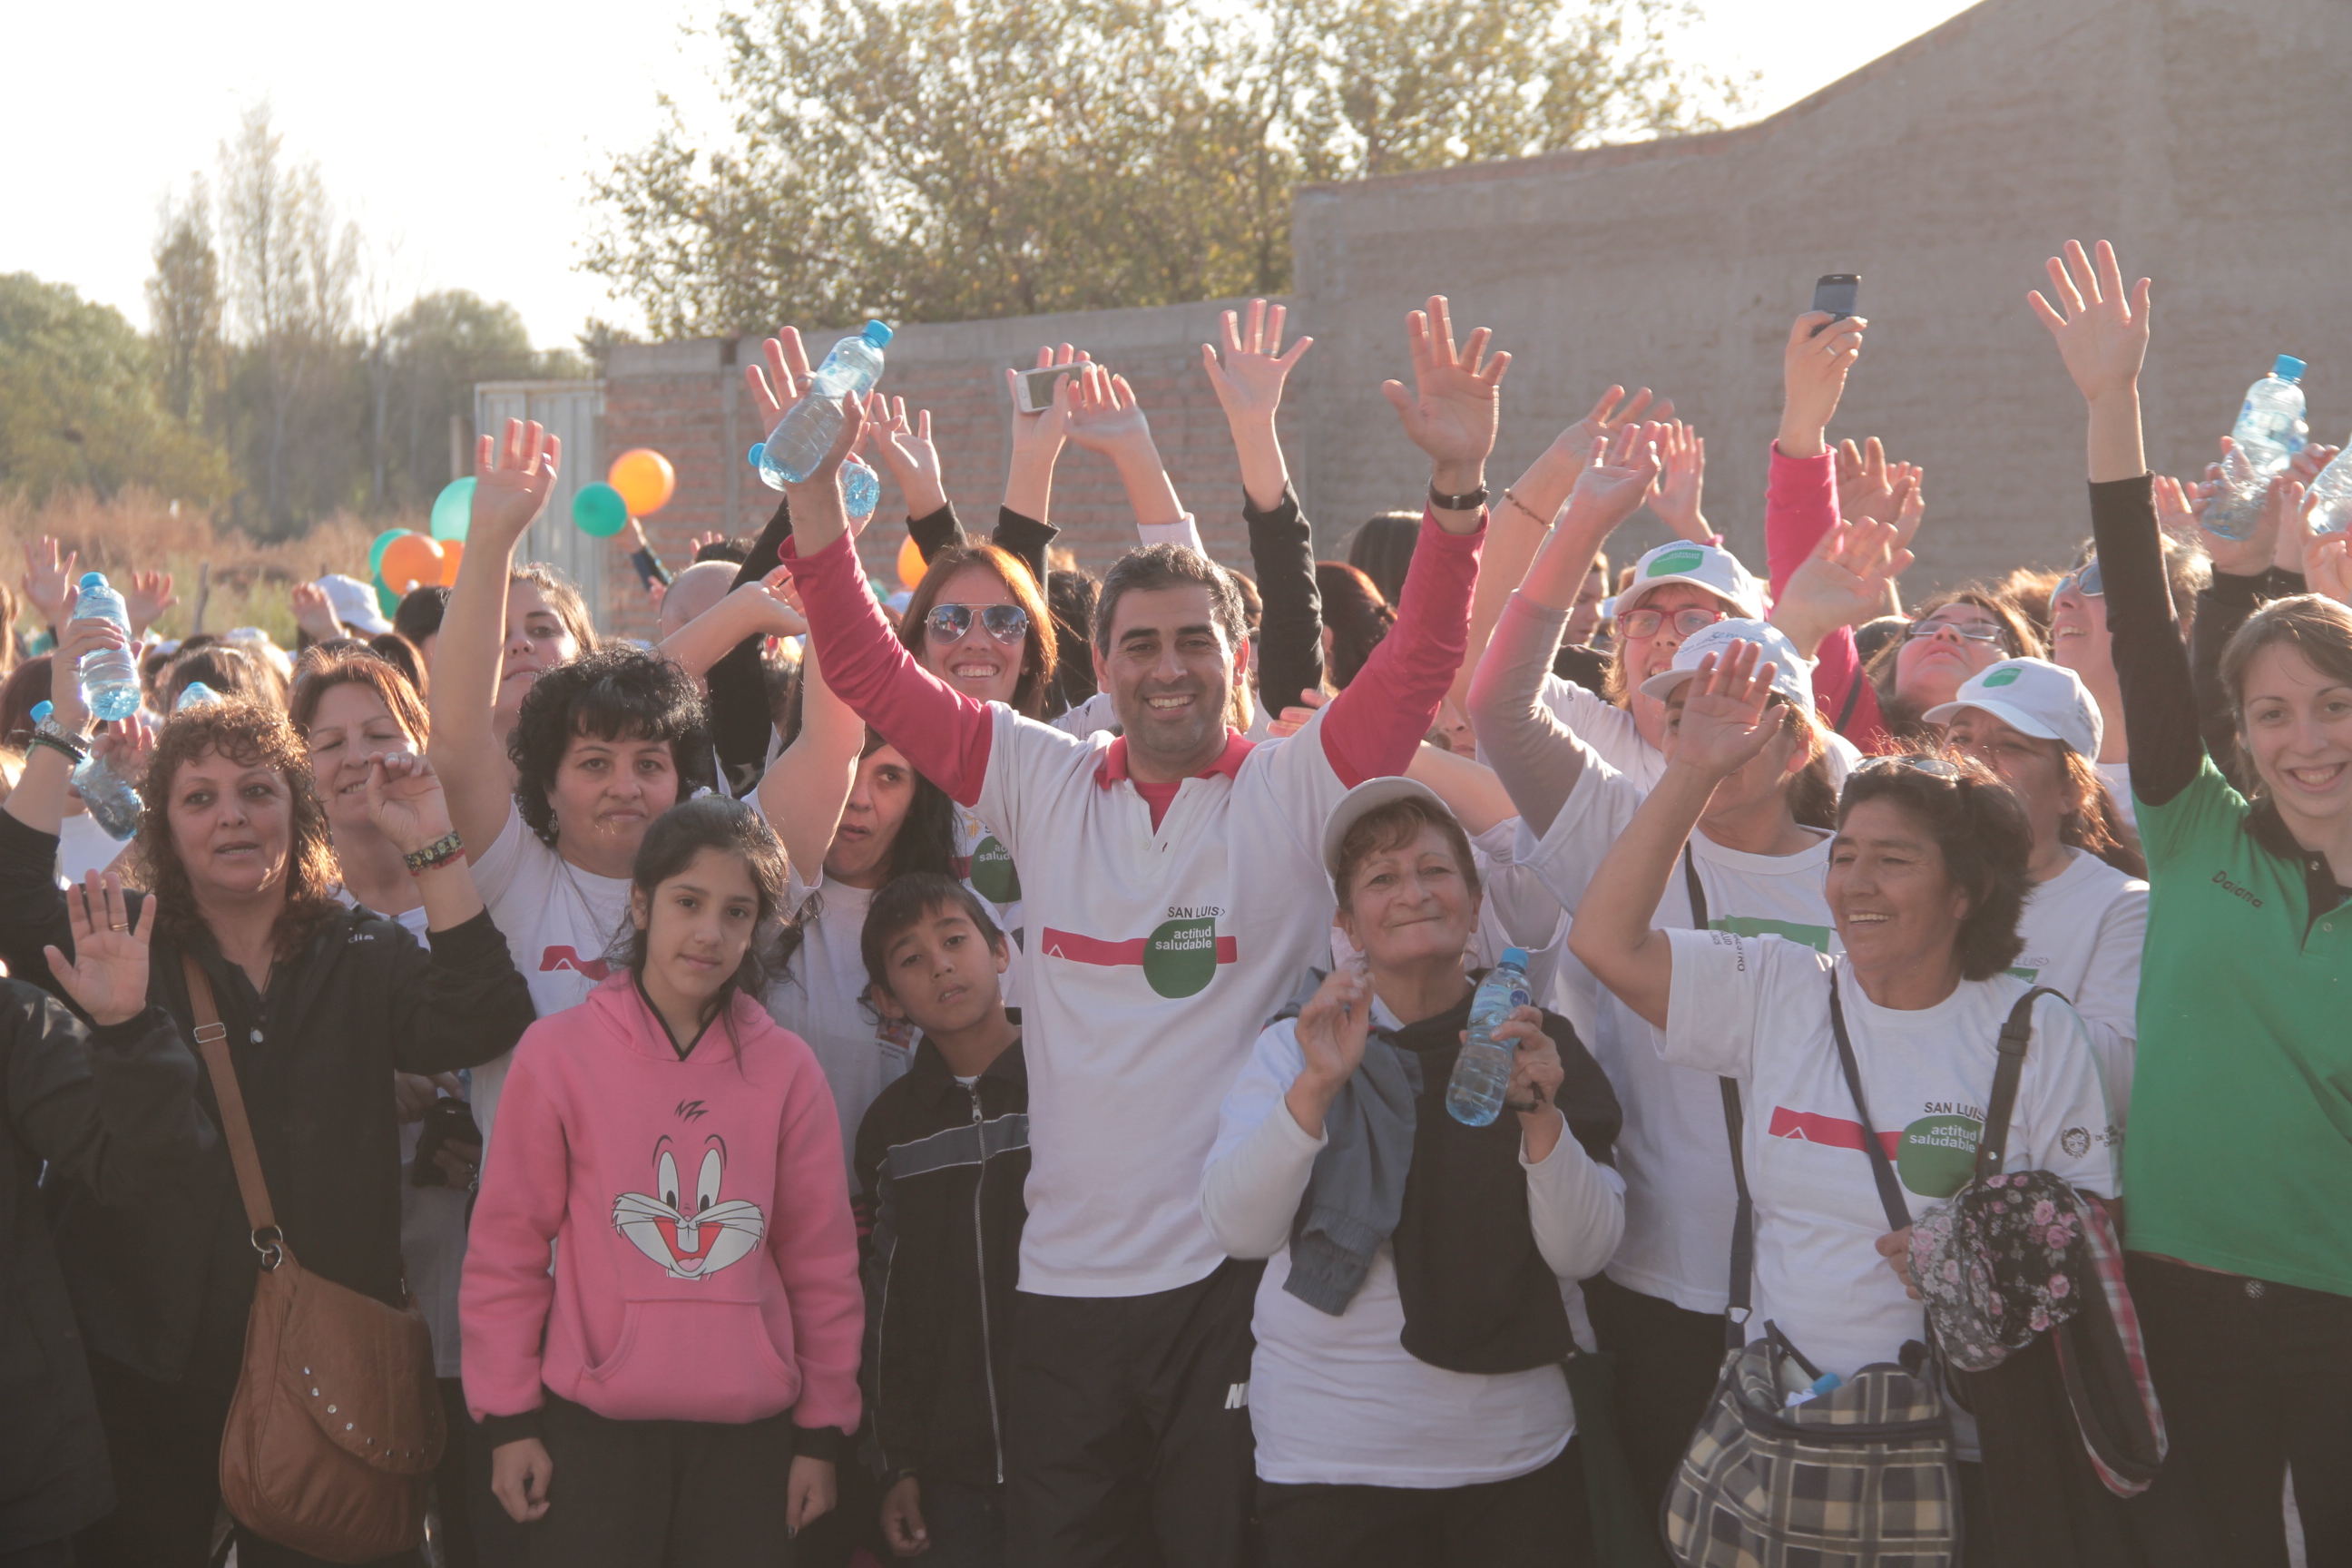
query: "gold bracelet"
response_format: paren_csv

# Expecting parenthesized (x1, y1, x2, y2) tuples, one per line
(1503, 488, 1552, 529)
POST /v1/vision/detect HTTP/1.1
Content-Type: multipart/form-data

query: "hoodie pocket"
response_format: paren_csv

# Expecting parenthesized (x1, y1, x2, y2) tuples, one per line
(579, 1299, 799, 1424)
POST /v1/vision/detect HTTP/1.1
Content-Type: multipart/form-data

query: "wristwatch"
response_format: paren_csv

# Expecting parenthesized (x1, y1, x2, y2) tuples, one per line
(1428, 481, 1489, 514)
(31, 715, 89, 763)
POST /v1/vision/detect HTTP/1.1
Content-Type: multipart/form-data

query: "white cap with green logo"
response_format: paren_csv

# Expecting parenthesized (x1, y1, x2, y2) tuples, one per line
(1639, 617, 1814, 711)
(1922, 658, 2103, 759)
(1605, 541, 1767, 622)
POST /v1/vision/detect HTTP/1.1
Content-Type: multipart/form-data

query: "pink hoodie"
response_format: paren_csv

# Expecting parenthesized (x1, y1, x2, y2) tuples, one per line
(461, 975, 863, 1433)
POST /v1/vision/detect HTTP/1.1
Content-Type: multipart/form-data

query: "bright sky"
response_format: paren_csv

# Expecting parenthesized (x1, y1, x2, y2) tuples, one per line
(6, 0, 1978, 351)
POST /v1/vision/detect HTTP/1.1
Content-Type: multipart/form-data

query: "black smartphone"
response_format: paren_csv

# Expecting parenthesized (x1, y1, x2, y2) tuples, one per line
(1809, 274, 1861, 336)
(410, 1098, 483, 1188)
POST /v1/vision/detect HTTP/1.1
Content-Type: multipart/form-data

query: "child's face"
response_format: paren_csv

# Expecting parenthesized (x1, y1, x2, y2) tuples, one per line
(874, 905, 1008, 1035)
(632, 847, 763, 1012)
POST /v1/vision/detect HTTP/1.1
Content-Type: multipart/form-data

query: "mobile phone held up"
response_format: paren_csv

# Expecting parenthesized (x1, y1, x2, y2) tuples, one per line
(1013, 361, 1092, 415)
(1809, 274, 1860, 336)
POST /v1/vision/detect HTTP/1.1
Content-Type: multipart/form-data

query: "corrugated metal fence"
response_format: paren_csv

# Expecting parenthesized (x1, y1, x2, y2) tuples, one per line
(474, 380, 608, 630)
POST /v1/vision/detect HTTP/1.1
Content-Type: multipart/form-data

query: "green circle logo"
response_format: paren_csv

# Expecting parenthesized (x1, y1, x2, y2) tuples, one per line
(969, 836, 1021, 904)
(1142, 916, 1220, 998)
(1897, 1113, 1982, 1198)
(1649, 547, 1705, 576)
(1981, 667, 2022, 688)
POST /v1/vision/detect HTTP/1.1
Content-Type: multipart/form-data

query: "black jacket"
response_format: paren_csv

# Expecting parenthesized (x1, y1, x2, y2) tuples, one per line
(853, 1038, 1027, 1489)
(2, 987, 212, 1550)
(0, 811, 538, 1388)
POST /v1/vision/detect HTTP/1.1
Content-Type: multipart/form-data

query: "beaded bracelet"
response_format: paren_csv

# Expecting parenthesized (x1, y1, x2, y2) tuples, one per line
(29, 732, 87, 766)
(404, 831, 465, 877)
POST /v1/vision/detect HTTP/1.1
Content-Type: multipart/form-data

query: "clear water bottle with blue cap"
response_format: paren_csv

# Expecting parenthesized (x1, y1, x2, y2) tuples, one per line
(34, 700, 142, 841)
(2306, 442, 2352, 537)
(841, 457, 880, 523)
(2208, 355, 2309, 539)
(757, 320, 893, 489)
(1446, 947, 1534, 1126)
(71, 573, 142, 720)
(174, 681, 222, 712)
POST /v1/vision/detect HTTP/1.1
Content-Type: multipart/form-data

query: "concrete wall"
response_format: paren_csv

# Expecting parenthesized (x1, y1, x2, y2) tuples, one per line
(588, 0, 2352, 639)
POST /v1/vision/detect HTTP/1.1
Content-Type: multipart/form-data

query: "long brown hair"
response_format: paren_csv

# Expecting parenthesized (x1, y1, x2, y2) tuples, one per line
(2059, 748, 2144, 877)
(139, 701, 344, 961)
(899, 543, 1057, 718)
(511, 564, 599, 655)
(2219, 593, 2352, 803)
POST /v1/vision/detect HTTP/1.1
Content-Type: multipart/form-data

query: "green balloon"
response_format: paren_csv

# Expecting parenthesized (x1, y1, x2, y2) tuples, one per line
(430, 477, 475, 542)
(368, 527, 408, 578)
(573, 481, 630, 538)
(375, 579, 401, 620)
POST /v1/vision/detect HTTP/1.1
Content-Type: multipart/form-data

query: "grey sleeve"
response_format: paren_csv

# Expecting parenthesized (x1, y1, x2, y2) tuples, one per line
(1465, 593, 1588, 836)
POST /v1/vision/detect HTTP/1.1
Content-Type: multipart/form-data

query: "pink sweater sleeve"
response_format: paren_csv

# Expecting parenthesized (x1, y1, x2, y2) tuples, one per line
(780, 532, 993, 806)
(1318, 510, 1483, 789)
(1812, 627, 1892, 751)
(459, 1040, 565, 1423)
(770, 1050, 865, 1435)
(1765, 443, 1838, 598)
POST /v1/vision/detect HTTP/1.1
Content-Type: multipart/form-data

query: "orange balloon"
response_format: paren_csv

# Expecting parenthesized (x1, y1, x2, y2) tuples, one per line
(609, 448, 677, 517)
(379, 533, 446, 596)
(437, 539, 465, 586)
(897, 534, 927, 591)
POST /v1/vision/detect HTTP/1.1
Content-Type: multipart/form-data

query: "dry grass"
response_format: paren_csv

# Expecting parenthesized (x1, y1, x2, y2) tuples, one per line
(0, 488, 410, 648)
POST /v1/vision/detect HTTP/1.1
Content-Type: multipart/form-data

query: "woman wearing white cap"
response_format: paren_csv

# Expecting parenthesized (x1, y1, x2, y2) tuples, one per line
(1201, 778, 1623, 1568)
(1926, 658, 2147, 1112)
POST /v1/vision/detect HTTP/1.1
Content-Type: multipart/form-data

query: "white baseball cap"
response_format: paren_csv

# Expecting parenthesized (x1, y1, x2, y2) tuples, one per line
(1320, 777, 1458, 897)
(316, 573, 394, 636)
(1923, 658, 2102, 759)
(1607, 541, 1767, 622)
(1639, 618, 1814, 712)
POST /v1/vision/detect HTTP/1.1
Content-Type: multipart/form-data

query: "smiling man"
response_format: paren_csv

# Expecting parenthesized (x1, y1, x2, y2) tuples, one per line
(769, 299, 1499, 1568)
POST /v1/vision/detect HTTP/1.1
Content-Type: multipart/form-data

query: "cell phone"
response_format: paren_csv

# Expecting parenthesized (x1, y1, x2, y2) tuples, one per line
(410, 1097, 483, 1188)
(1809, 274, 1860, 336)
(1013, 361, 1092, 415)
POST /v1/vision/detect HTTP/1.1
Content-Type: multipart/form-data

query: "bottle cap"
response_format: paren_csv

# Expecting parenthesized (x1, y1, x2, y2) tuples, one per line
(78, 572, 106, 590)
(31, 701, 51, 721)
(175, 681, 220, 712)
(1501, 946, 1531, 969)
(2274, 354, 2308, 380)
(863, 319, 895, 348)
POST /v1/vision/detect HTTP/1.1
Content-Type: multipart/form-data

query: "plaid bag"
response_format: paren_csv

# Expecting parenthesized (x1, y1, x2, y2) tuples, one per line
(1665, 1334, 1957, 1567)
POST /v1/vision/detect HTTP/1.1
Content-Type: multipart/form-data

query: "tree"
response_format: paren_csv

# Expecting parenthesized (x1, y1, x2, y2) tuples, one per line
(147, 178, 223, 428)
(0, 273, 237, 505)
(587, 0, 1739, 334)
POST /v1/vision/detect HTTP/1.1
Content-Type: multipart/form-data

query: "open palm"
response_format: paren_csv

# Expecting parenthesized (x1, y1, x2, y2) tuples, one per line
(1568, 422, 1664, 528)
(1671, 642, 1783, 778)
(2029, 240, 2151, 401)
(1201, 299, 1311, 425)
(47, 873, 152, 1026)
(471, 419, 562, 543)
(1380, 295, 1509, 473)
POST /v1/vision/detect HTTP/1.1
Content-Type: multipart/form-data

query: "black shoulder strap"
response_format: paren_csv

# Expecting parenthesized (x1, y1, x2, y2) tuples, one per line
(1827, 971, 1914, 1233)
(1976, 987, 2062, 1181)
(1686, 846, 1753, 1351)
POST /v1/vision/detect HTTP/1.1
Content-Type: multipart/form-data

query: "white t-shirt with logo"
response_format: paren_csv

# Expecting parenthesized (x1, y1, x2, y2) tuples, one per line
(763, 869, 912, 1191)
(1531, 675, 1863, 790)
(1661, 930, 2119, 1380)
(2012, 849, 2148, 1120)
(1517, 750, 1838, 1315)
(467, 804, 633, 1146)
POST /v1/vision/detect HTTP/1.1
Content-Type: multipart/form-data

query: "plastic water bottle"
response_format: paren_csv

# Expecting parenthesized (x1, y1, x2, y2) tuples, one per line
(2307, 442, 2352, 536)
(34, 701, 142, 841)
(71, 573, 142, 721)
(174, 681, 221, 711)
(2208, 356, 2309, 539)
(756, 320, 893, 489)
(841, 457, 880, 522)
(1446, 947, 1534, 1126)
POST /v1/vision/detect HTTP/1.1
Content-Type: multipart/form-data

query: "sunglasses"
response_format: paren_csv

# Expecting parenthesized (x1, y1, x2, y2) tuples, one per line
(924, 603, 1030, 645)
(1855, 753, 1965, 781)
(1619, 605, 1726, 641)
(2055, 559, 2103, 599)
(1904, 619, 2013, 650)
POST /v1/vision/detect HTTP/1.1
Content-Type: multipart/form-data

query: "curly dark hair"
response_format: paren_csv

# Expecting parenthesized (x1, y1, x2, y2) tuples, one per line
(1836, 750, 2034, 982)
(508, 645, 714, 848)
(138, 700, 344, 962)
(610, 797, 796, 1042)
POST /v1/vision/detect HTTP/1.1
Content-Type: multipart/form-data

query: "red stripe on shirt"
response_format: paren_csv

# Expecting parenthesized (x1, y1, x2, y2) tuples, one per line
(1767, 1104, 1901, 1159)
(1039, 929, 1239, 967)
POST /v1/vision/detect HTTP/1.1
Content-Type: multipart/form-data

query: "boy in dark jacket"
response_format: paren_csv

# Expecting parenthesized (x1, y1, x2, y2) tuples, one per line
(855, 874, 1028, 1568)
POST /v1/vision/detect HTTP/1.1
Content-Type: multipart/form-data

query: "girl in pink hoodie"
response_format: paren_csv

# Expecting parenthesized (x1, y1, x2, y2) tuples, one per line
(462, 797, 862, 1563)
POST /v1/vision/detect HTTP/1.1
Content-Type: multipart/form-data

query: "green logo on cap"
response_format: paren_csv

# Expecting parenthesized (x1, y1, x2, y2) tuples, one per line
(1981, 667, 2022, 687)
(1648, 547, 1706, 576)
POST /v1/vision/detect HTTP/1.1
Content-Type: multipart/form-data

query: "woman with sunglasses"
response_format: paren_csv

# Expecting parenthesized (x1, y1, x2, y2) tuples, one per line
(1567, 642, 2116, 1531)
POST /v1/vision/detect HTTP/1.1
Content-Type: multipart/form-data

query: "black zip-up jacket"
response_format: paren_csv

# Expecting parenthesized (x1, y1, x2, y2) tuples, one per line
(0, 811, 538, 1389)
(4, 988, 212, 1551)
(853, 1037, 1028, 1488)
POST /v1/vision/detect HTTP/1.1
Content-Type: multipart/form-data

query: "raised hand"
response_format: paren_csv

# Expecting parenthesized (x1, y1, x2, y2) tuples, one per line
(45, 872, 152, 1026)
(2028, 239, 2151, 403)
(2151, 472, 2212, 547)
(1201, 299, 1312, 426)
(1566, 422, 1665, 532)
(2270, 444, 2341, 574)
(1780, 311, 1868, 459)
(1667, 641, 1783, 779)
(1772, 516, 1915, 657)
(1649, 421, 1710, 542)
(470, 418, 563, 544)
(1063, 366, 1156, 459)
(2308, 531, 2352, 607)
(737, 567, 809, 638)
(47, 612, 128, 731)
(1005, 343, 1090, 467)
(363, 748, 458, 858)
(1380, 295, 1509, 495)
(289, 580, 343, 643)
(22, 536, 78, 630)
(88, 715, 156, 781)
(1285, 964, 1373, 1136)
(745, 328, 816, 427)
(1556, 386, 1674, 462)
(1836, 437, 1923, 532)
(867, 396, 947, 517)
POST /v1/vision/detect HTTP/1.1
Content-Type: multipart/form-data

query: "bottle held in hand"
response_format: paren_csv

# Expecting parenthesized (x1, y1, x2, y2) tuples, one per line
(37, 702, 142, 841)
(757, 320, 893, 489)
(2307, 442, 2352, 537)
(72, 573, 142, 720)
(841, 456, 881, 523)
(2209, 355, 2309, 539)
(1446, 947, 1533, 1127)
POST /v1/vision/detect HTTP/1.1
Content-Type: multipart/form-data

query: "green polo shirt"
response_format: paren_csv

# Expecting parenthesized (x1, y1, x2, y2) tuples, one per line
(2123, 758, 2352, 1294)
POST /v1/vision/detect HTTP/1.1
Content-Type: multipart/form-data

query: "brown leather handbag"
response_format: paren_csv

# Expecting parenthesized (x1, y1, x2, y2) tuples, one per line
(185, 956, 445, 1563)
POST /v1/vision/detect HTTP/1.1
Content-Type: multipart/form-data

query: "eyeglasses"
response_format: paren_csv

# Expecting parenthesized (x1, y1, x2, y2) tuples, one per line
(924, 603, 1030, 645)
(2055, 559, 2103, 599)
(1619, 605, 1726, 641)
(1903, 619, 2014, 650)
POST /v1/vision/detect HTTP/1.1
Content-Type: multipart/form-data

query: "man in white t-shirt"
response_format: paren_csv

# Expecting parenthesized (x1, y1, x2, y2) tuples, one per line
(760, 300, 1498, 1568)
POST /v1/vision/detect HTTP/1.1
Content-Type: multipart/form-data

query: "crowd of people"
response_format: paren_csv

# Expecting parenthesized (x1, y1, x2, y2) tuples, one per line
(5, 240, 2349, 1568)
